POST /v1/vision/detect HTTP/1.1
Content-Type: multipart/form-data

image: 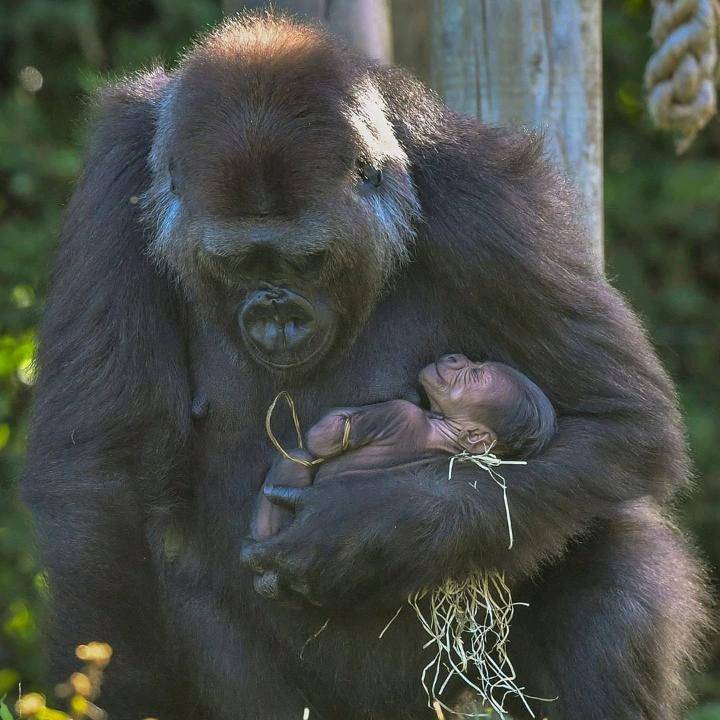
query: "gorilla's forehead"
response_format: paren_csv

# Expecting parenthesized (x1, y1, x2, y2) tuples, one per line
(163, 18, 366, 215)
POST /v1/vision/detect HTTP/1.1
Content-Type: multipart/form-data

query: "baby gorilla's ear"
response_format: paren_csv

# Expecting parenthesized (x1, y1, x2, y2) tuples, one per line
(458, 428, 496, 454)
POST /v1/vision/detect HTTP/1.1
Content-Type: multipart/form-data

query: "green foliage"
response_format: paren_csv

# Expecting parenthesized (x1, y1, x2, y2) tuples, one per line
(690, 704, 720, 720)
(604, 2, 720, 574)
(603, 3, 720, 703)
(0, 0, 717, 715)
(0, 0, 222, 701)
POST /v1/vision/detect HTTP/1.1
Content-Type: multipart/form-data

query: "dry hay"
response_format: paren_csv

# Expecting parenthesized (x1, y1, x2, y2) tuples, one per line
(406, 449, 538, 718)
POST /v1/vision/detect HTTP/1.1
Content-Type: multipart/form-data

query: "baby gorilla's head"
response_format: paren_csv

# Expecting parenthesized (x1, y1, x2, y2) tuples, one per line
(419, 354, 557, 458)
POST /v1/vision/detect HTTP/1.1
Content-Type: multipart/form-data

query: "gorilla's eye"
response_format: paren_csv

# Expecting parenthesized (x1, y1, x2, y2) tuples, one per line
(357, 160, 383, 188)
(286, 249, 329, 275)
(168, 160, 180, 196)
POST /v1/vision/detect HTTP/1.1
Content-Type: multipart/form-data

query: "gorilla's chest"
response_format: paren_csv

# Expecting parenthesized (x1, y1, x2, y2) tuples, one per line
(185, 287, 461, 542)
(173, 290, 489, 711)
(192, 291, 440, 430)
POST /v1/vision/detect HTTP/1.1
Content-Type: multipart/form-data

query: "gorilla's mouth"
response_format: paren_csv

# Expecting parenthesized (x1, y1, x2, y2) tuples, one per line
(238, 284, 336, 370)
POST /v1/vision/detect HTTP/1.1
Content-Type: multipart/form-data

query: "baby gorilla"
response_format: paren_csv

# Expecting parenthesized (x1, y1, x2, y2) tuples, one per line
(253, 354, 557, 540)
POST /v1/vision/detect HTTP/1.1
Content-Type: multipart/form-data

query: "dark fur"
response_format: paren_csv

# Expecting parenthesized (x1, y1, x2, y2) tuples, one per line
(22, 15, 709, 720)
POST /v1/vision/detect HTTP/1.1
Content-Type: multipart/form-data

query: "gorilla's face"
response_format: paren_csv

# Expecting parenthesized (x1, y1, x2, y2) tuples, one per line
(142, 31, 419, 373)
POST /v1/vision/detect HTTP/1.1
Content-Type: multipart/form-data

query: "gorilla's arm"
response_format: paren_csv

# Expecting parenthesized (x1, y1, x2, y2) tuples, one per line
(244, 85, 689, 606)
(388, 116, 689, 581)
(21, 72, 190, 715)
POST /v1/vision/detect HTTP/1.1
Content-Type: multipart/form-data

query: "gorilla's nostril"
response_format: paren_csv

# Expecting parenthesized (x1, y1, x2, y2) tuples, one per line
(440, 353, 468, 369)
(238, 284, 336, 369)
(247, 313, 313, 352)
(283, 317, 315, 347)
(248, 319, 281, 351)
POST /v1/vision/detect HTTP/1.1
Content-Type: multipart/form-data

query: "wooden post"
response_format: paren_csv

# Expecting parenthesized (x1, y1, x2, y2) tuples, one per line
(429, 0, 604, 265)
(223, 0, 392, 62)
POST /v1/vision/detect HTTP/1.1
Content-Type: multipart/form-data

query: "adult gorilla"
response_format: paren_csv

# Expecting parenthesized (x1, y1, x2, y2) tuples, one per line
(23, 15, 707, 720)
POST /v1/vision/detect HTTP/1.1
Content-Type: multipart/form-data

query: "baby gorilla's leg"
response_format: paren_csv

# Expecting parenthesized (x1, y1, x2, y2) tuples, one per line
(252, 450, 314, 540)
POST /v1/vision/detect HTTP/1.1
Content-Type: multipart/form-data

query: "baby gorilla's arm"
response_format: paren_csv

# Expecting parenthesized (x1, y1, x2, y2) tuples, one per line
(306, 400, 430, 460)
(256, 402, 432, 541)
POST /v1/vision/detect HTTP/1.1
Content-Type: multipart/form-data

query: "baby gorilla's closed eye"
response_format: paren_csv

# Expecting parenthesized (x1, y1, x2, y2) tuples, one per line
(420, 357, 557, 457)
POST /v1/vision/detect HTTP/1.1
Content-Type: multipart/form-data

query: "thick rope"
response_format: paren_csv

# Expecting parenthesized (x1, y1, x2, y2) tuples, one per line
(646, 0, 720, 152)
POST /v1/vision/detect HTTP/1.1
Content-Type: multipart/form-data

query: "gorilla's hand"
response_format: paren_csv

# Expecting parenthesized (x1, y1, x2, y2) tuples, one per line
(241, 460, 451, 608)
(242, 414, 650, 608)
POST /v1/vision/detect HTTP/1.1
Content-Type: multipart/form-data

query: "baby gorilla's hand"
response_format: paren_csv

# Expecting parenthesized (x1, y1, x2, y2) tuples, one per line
(305, 410, 353, 457)
(248, 400, 447, 603)
(306, 400, 428, 462)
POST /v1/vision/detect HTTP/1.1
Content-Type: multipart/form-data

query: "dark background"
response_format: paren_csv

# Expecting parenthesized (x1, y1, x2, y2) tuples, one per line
(0, 0, 717, 716)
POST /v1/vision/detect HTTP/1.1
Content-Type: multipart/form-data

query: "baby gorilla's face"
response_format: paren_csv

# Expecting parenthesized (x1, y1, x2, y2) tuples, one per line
(419, 355, 503, 414)
(419, 354, 515, 452)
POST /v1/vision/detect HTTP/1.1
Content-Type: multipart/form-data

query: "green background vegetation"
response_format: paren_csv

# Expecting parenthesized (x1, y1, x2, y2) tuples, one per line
(0, 0, 718, 716)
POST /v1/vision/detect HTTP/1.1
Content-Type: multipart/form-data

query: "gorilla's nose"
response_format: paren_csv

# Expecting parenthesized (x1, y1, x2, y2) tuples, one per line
(439, 353, 469, 370)
(239, 285, 318, 360)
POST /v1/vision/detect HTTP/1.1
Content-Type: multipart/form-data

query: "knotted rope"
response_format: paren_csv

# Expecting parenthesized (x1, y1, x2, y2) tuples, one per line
(645, 0, 720, 152)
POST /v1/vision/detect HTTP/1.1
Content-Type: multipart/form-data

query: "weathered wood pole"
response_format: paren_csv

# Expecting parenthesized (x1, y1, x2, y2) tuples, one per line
(222, 0, 392, 62)
(429, 0, 604, 265)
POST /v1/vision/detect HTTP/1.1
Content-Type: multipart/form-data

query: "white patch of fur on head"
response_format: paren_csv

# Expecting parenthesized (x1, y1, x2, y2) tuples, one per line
(345, 78, 421, 282)
(140, 70, 420, 310)
(140, 77, 195, 286)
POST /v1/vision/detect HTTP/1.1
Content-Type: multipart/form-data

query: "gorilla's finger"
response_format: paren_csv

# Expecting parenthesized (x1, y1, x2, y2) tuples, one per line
(250, 556, 315, 605)
(254, 571, 281, 599)
(263, 484, 306, 511)
(267, 450, 314, 487)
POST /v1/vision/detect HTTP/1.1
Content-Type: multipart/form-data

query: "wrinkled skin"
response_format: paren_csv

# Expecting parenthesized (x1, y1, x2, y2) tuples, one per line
(252, 398, 436, 542)
(22, 15, 709, 720)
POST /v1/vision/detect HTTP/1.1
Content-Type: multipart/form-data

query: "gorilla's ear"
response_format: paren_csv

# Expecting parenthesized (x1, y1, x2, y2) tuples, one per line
(458, 428, 496, 455)
(33, 70, 192, 461)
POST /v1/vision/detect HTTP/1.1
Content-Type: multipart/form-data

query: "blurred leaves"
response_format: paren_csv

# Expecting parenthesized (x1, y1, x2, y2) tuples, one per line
(604, 3, 720, 587)
(689, 703, 720, 720)
(0, 0, 222, 700)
